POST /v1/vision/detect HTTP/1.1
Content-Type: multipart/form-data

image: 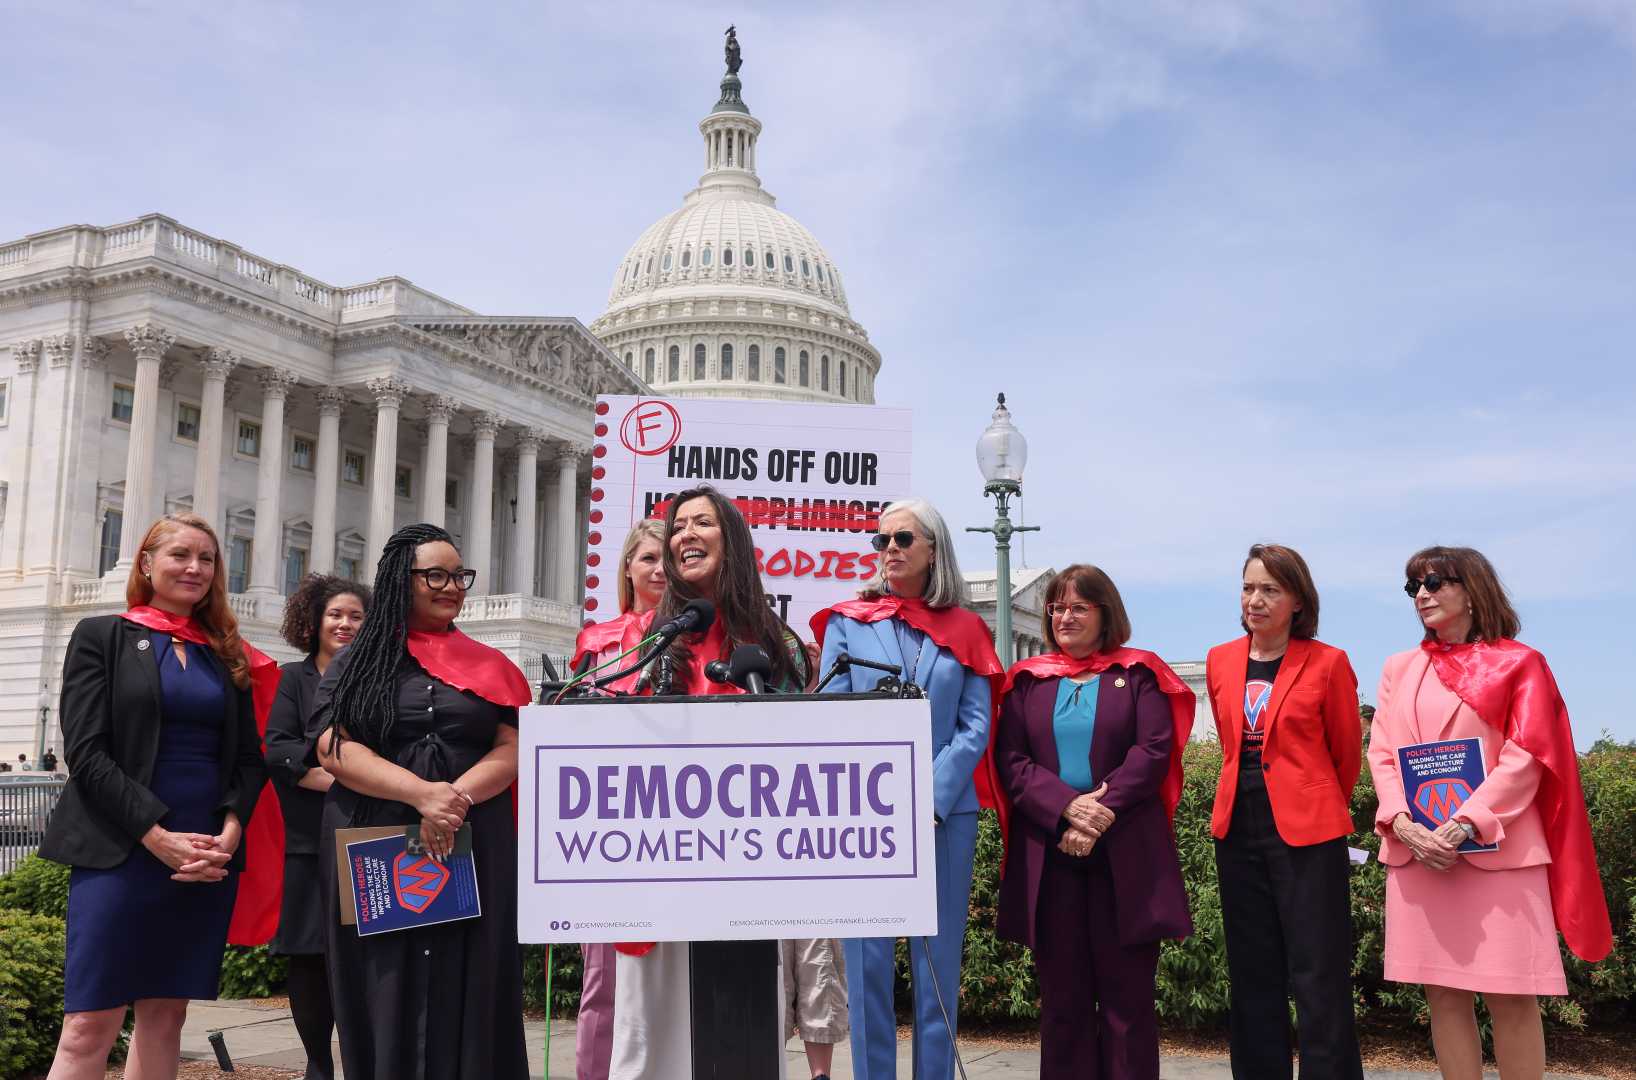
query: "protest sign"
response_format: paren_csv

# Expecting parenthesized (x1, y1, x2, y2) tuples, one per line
(585, 395, 913, 632)
(517, 696, 937, 943)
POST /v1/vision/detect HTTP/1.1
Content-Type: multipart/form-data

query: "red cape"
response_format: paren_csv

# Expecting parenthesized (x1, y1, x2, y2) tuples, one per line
(571, 610, 657, 692)
(1000, 649, 1195, 825)
(810, 596, 1008, 836)
(121, 605, 283, 946)
(1422, 638, 1613, 962)
(407, 626, 534, 707)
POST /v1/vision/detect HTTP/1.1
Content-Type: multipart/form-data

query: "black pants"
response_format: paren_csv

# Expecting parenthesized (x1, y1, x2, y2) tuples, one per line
(1214, 765, 1362, 1080)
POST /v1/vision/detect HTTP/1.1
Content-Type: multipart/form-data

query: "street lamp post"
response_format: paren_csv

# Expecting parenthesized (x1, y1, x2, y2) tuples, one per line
(36, 686, 50, 768)
(966, 393, 1039, 669)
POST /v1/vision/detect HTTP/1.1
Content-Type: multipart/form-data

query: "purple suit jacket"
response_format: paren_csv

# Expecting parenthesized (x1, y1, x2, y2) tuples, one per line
(993, 664, 1191, 948)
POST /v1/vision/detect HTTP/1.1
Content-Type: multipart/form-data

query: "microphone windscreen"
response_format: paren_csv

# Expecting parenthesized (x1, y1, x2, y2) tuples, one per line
(728, 644, 774, 682)
(683, 597, 716, 633)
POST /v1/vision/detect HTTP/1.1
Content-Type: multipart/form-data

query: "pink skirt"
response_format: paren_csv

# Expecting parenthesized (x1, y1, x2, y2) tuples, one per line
(1384, 860, 1566, 995)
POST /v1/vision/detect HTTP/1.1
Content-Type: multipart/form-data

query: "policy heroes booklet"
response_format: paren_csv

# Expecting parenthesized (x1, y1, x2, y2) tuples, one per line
(1395, 738, 1499, 854)
(337, 825, 481, 936)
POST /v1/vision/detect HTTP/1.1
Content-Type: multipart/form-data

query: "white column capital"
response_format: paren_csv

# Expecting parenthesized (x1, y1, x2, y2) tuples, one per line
(42, 335, 75, 369)
(515, 427, 548, 454)
(471, 411, 505, 439)
(423, 394, 459, 425)
(200, 348, 239, 381)
(314, 385, 349, 417)
(256, 367, 300, 400)
(123, 323, 175, 363)
(81, 336, 111, 370)
(9, 339, 41, 373)
(554, 440, 591, 465)
(366, 375, 411, 408)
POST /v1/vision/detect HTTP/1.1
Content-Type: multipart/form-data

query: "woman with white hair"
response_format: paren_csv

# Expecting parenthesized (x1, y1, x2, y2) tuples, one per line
(810, 498, 1004, 1080)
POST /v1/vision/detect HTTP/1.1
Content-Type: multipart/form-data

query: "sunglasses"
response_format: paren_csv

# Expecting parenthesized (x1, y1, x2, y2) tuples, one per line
(411, 567, 478, 591)
(870, 531, 920, 552)
(1404, 573, 1462, 598)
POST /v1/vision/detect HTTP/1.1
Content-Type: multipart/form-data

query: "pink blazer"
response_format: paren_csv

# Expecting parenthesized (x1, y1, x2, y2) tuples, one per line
(1368, 648, 1550, 869)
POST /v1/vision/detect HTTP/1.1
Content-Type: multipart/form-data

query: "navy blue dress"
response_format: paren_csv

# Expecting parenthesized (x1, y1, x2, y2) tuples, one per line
(64, 634, 239, 1011)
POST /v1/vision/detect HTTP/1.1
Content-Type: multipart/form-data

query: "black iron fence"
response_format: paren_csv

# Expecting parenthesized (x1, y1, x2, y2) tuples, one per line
(0, 776, 65, 874)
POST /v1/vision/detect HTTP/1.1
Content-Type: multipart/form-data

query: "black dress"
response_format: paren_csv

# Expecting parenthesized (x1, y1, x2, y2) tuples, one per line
(309, 649, 528, 1080)
(265, 657, 326, 955)
(63, 635, 239, 1010)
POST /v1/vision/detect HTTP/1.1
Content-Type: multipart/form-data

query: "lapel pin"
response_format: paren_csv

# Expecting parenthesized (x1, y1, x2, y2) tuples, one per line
(136, 639, 150, 651)
(1114, 677, 1125, 688)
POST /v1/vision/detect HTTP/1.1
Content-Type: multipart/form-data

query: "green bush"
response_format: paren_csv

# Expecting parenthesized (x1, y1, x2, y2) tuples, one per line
(0, 909, 66, 1079)
(523, 943, 583, 1017)
(219, 946, 288, 999)
(0, 855, 69, 918)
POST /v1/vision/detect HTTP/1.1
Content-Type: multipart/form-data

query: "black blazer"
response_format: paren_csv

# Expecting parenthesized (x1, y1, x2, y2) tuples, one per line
(39, 614, 266, 870)
(264, 657, 324, 855)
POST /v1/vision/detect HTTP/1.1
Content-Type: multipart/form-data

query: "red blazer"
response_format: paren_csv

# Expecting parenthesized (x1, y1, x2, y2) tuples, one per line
(1206, 636, 1361, 846)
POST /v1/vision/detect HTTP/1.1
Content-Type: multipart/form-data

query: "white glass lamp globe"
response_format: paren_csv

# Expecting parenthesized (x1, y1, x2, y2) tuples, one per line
(975, 393, 1028, 486)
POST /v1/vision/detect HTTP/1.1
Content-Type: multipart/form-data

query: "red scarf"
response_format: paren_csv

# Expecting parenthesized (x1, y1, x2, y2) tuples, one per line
(571, 610, 657, 693)
(809, 595, 1008, 834)
(407, 626, 533, 707)
(1000, 649, 1195, 823)
(121, 605, 284, 946)
(1422, 638, 1613, 962)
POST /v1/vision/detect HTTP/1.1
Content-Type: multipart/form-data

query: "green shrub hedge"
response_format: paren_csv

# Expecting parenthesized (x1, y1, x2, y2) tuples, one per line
(0, 855, 68, 919)
(0, 909, 66, 1079)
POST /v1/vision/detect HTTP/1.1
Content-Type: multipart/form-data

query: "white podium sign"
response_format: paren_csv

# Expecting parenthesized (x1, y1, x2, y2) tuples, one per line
(517, 696, 937, 943)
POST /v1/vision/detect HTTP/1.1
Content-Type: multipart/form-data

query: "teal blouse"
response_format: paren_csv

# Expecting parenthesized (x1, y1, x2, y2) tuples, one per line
(1052, 676, 1099, 792)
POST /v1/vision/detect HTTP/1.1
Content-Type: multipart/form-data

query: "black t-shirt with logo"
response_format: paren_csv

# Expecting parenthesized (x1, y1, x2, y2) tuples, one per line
(1238, 655, 1284, 779)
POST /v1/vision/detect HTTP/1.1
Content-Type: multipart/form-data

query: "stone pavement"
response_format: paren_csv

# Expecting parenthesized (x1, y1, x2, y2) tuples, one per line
(181, 1001, 1604, 1079)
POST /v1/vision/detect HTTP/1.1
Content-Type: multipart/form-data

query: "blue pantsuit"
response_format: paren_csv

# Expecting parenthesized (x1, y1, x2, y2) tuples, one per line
(821, 611, 993, 1080)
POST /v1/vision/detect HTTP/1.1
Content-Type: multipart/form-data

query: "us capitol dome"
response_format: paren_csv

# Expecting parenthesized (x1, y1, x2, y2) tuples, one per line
(590, 30, 882, 404)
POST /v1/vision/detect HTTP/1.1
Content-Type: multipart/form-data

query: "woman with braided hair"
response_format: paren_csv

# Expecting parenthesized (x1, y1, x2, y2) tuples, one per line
(309, 523, 532, 1080)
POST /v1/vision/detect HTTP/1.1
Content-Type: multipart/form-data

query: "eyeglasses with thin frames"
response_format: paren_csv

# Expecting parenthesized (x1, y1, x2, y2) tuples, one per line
(411, 567, 478, 591)
(1046, 602, 1097, 620)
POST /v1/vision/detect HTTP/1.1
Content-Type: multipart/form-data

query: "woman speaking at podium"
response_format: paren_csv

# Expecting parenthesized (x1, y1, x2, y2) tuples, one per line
(571, 518, 664, 1080)
(610, 486, 826, 1080)
(310, 523, 533, 1080)
(811, 497, 1002, 1080)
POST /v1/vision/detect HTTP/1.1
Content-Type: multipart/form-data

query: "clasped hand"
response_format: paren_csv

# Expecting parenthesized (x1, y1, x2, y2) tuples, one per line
(416, 781, 474, 862)
(1058, 782, 1113, 858)
(143, 816, 240, 883)
(1392, 812, 1461, 871)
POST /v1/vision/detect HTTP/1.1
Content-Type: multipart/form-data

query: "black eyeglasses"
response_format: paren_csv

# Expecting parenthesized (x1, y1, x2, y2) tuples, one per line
(1404, 573, 1461, 598)
(412, 567, 478, 591)
(870, 531, 920, 552)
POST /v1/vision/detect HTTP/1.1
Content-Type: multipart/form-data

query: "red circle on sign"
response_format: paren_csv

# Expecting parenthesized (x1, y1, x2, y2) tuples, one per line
(588, 531, 602, 545)
(595, 402, 610, 416)
(594, 423, 608, 437)
(590, 509, 604, 524)
(591, 488, 605, 502)
(586, 553, 601, 567)
(586, 575, 600, 589)
(585, 597, 599, 612)
(583, 617, 595, 628)
(619, 400, 681, 455)
(592, 466, 606, 480)
(593, 444, 607, 459)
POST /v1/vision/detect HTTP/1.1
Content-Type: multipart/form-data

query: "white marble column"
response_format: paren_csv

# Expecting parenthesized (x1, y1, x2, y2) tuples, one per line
(553, 444, 587, 602)
(246, 368, 298, 596)
(115, 324, 175, 568)
(1, 341, 41, 577)
(540, 469, 561, 600)
(511, 428, 543, 597)
(192, 348, 238, 535)
(466, 412, 502, 596)
(365, 377, 410, 570)
(421, 395, 456, 527)
(310, 387, 347, 574)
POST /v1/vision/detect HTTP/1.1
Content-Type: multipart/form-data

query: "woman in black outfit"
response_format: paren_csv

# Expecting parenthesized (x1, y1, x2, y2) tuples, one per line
(264, 574, 371, 1080)
(42, 512, 273, 1080)
(309, 523, 531, 1080)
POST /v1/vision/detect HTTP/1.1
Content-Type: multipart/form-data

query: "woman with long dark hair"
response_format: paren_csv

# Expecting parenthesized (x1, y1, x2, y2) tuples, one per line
(310, 523, 532, 1080)
(1368, 546, 1610, 1079)
(610, 487, 824, 1080)
(42, 512, 279, 1080)
(264, 574, 371, 1080)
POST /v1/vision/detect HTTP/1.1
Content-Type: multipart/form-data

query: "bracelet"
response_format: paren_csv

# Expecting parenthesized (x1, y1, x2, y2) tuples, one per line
(1458, 821, 1476, 841)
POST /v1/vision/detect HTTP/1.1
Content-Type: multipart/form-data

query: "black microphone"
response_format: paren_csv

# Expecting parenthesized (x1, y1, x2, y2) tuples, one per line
(703, 658, 733, 686)
(653, 597, 716, 639)
(727, 644, 774, 695)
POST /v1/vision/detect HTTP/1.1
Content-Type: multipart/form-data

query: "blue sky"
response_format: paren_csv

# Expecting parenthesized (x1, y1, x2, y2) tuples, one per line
(6, 1, 1634, 744)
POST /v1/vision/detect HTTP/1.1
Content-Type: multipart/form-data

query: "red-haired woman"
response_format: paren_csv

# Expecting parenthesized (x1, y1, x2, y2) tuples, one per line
(1369, 546, 1611, 1080)
(41, 513, 279, 1080)
(1206, 543, 1363, 1079)
(993, 564, 1194, 1079)
(571, 518, 665, 1080)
